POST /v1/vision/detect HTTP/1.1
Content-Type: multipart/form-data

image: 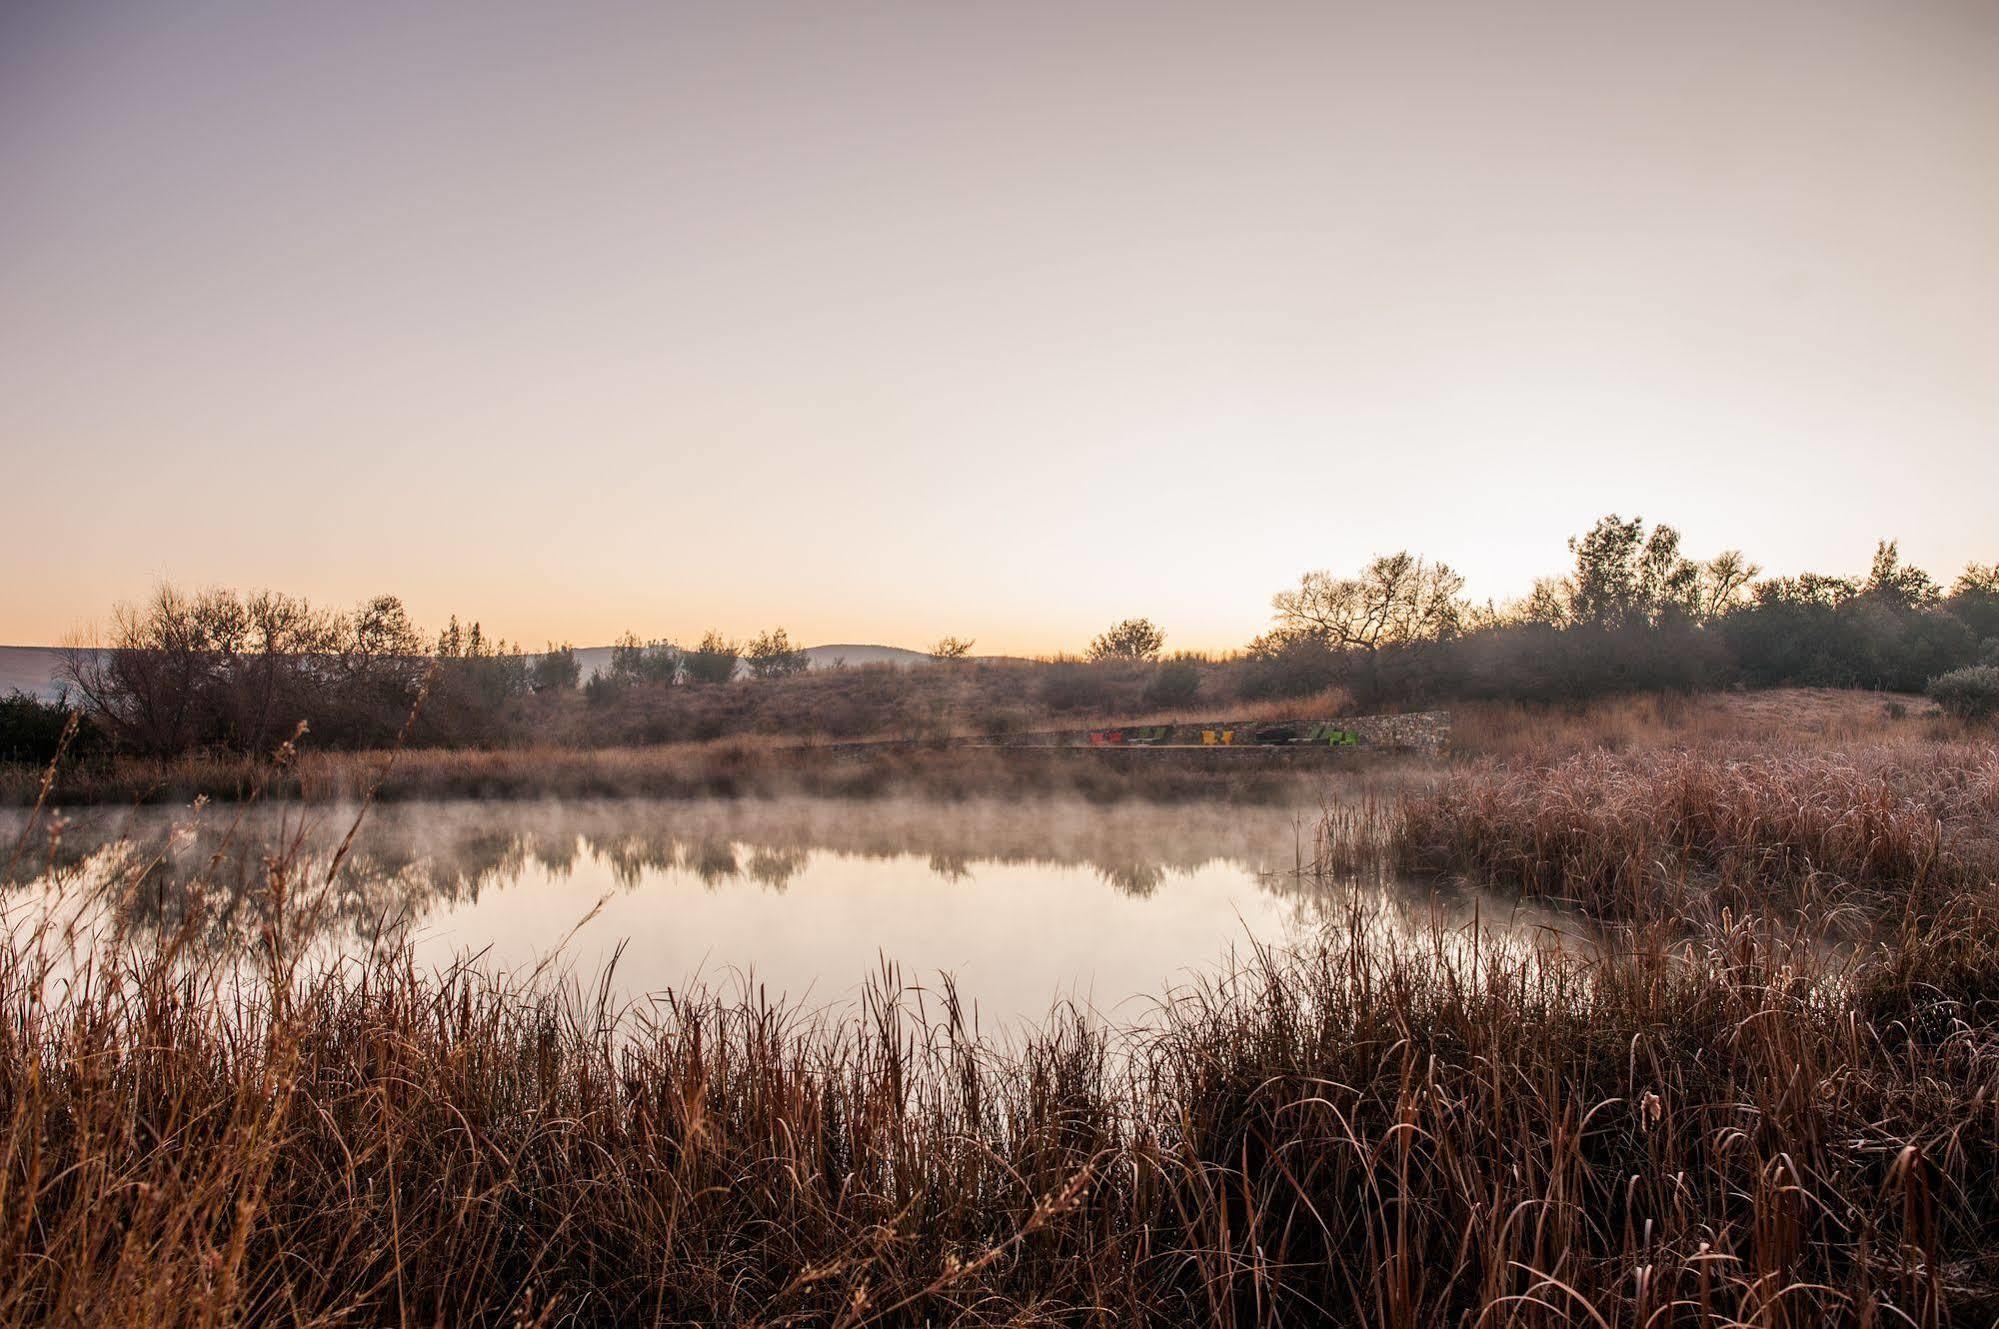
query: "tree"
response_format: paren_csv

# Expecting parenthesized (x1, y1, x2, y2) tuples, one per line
(1956, 563, 1999, 597)
(1691, 550, 1760, 622)
(929, 635, 976, 662)
(1086, 618, 1165, 662)
(1948, 562, 1999, 640)
(744, 628, 810, 679)
(1865, 540, 1940, 609)
(1269, 553, 1467, 649)
(1515, 577, 1573, 628)
(1552, 516, 1753, 629)
(683, 631, 740, 684)
(530, 643, 581, 692)
(319, 594, 429, 745)
(64, 584, 339, 757)
(605, 633, 681, 687)
(430, 616, 528, 732)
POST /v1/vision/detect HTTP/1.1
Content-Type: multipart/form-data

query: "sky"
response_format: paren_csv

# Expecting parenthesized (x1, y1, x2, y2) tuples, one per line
(3, 0, 1996, 654)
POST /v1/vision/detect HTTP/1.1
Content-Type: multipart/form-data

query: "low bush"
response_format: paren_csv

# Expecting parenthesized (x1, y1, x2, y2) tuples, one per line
(1929, 665, 1999, 720)
(1140, 656, 1202, 709)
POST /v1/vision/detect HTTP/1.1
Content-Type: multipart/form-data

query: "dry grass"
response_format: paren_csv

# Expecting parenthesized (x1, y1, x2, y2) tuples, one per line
(1447, 687, 1949, 761)
(0, 741, 1364, 809)
(10, 685, 1968, 810)
(1393, 742, 1999, 926)
(4, 730, 1999, 1324)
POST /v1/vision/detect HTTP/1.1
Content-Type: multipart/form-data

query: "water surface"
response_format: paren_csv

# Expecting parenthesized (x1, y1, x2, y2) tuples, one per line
(5, 795, 1441, 1028)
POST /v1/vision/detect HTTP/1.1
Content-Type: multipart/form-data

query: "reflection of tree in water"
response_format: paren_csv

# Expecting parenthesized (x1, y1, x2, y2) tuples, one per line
(4, 795, 1351, 951)
(1096, 862, 1167, 898)
(684, 839, 739, 887)
(745, 845, 808, 891)
(600, 834, 679, 890)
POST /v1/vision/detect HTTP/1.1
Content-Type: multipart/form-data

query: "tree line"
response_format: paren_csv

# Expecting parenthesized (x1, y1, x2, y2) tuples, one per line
(25, 587, 817, 759)
(1236, 516, 1998, 711)
(5, 513, 1994, 765)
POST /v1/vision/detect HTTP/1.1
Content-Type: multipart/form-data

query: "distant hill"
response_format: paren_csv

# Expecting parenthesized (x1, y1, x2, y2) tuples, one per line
(799, 643, 935, 670)
(0, 642, 958, 700)
(0, 646, 73, 700)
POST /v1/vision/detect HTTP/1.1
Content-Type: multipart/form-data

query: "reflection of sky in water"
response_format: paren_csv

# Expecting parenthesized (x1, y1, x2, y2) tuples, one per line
(419, 846, 1312, 1030)
(4, 794, 1516, 1029)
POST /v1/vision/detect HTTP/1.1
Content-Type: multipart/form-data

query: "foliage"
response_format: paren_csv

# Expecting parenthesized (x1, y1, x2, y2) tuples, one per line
(426, 617, 529, 745)
(602, 633, 681, 689)
(1269, 552, 1468, 648)
(63, 586, 432, 756)
(1865, 539, 1940, 608)
(1948, 562, 1999, 641)
(743, 628, 810, 680)
(1929, 665, 1999, 720)
(928, 635, 976, 661)
(1085, 617, 1165, 662)
(1236, 632, 1342, 700)
(1140, 655, 1202, 709)
(1037, 659, 1120, 711)
(529, 643, 581, 693)
(1257, 519, 1988, 706)
(0, 691, 88, 766)
(682, 631, 741, 685)
(1524, 516, 1756, 629)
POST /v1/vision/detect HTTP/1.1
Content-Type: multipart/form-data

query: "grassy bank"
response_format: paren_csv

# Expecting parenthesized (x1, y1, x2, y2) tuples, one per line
(0, 687, 1952, 808)
(0, 740, 1368, 809)
(4, 737, 1997, 1325)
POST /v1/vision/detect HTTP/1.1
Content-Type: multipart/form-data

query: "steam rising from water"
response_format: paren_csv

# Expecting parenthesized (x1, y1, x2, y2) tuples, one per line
(4, 796, 1555, 1028)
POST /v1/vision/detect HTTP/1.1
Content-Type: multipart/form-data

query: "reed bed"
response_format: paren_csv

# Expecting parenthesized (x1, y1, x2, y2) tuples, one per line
(1392, 743, 1999, 927)
(4, 738, 1998, 1325)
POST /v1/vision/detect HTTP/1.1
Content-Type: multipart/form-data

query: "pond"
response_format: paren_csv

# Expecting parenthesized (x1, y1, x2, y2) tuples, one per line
(3, 794, 1489, 1029)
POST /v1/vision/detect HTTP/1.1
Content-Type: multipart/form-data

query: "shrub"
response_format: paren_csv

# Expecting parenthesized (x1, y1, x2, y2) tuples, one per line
(1929, 665, 1999, 720)
(1140, 656, 1201, 709)
(1236, 633, 1341, 700)
(0, 691, 89, 766)
(1037, 661, 1117, 712)
(683, 631, 741, 685)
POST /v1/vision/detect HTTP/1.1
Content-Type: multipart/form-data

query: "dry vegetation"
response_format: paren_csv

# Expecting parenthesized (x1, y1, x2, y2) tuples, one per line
(3, 705, 1997, 1324)
(0, 739, 1358, 808)
(0, 684, 1953, 809)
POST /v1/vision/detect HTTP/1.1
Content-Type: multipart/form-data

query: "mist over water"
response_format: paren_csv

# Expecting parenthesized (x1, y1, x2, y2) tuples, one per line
(4, 794, 1514, 1028)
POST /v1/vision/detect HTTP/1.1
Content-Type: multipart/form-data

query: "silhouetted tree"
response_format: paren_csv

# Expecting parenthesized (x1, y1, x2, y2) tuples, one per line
(1086, 618, 1165, 662)
(1949, 562, 1999, 641)
(604, 634, 681, 687)
(744, 628, 810, 680)
(530, 643, 581, 692)
(1866, 540, 1940, 609)
(683, 631, 740, 684)
(1269, 553, 1467, 649)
